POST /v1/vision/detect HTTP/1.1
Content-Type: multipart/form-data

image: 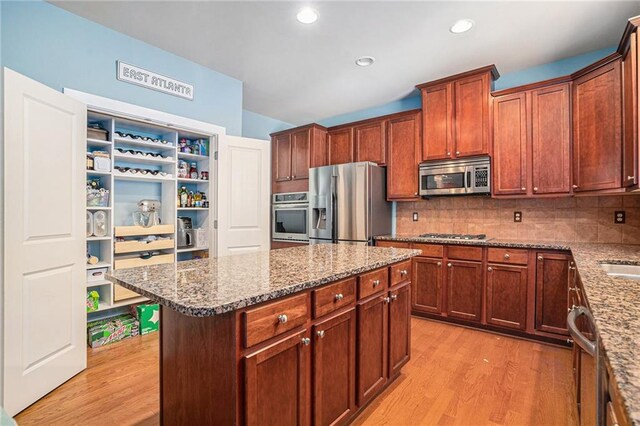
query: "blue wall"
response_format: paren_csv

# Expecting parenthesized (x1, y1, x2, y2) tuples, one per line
(1, 1, 243, 135)
(318, 46, 617, 128)
(242, 109, 294, 140)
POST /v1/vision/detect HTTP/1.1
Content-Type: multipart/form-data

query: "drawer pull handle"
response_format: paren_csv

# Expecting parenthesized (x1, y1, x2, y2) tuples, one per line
(437, 261, 442, 266)
(317, 330, 325, 338)
(504, 254, 510, 259)
(383, 297, 391, 304)
(488, 267, 493, 272)
(538, 256, 543, 261)
(447, 263, 452, 268)
(301, 337, 311, 346)
(390, 294, 398, 301)
(373, 279, 381, 287)
(277, 314, 288, 324)
(400, 269, 408, 276)
(334, 293, 344, 301)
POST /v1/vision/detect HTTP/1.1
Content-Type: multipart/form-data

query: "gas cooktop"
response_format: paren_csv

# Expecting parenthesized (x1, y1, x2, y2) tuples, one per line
(419, 233, 488, 241)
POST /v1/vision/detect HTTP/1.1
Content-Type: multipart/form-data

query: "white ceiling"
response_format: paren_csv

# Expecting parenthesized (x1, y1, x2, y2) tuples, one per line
(52, 1, 640, 125)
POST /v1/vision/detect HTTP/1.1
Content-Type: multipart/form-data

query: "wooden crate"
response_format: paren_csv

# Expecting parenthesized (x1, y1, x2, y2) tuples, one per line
(114, 239, 174, 254)
(115, 224, 175, 237)
(114, 253, 174, 270)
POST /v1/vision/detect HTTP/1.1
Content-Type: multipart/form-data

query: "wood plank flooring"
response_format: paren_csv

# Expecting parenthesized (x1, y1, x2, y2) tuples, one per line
(15, 318, 577, 425)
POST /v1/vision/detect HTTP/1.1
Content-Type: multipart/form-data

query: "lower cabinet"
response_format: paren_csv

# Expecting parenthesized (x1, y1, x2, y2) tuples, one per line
(313, 309, 356, 426)
(389, 282, 411, 376)
(445, 260, 483, 322)
(485, 263, 528, 330)
(244, 330, 310, 426)
(535, 252, 572, 335)
(356, 294, 389, 405)
(412, 257, 443, 314)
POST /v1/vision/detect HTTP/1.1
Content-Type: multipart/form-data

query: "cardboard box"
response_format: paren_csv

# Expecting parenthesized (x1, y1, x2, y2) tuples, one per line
(131, 304, 160, 335)
(86, 290, 99, 312)
(87, 314, 139, 348)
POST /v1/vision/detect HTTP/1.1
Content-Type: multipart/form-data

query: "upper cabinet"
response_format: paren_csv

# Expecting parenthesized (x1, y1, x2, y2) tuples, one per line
(354, 120, 386, 165)
(492, 81, 571, 197)
(271, 124, 327, 193)
(417, 65, 498, 161)
(386, 110, 422, 201)
(621, 20, 639, 188)
(328, 127, 354, 165)
(572, 56, 623, 193)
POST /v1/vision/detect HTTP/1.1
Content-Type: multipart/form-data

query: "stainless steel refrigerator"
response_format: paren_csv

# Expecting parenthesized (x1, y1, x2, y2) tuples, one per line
(309, 162, 391, 245)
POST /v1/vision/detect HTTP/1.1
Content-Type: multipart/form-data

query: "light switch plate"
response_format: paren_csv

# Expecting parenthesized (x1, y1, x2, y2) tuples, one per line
(514, 211, 522, 223)
(412, 212, 418, 222)
(615, 211, 625, 224)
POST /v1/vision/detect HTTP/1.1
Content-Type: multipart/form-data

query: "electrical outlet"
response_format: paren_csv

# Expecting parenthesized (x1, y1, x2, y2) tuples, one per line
(412, 212, 419, 222)
(514, 211, 522, 223)
(615, 211, 626, 224)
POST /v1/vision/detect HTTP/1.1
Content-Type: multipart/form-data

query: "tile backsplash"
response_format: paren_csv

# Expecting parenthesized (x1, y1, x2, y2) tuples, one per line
(396, 195, 640, 244)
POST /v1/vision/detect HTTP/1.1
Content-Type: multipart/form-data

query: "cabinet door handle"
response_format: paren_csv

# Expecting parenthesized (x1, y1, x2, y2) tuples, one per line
(437, 261, 442, 266)
(487, 267, 493, 272)
(334, 293, 344, 301)
(400, 269, 408, 276)
(447, 263, 452, 268)
(521, 187, 526, 191)
(286, 176, 290, 180)
(383, 297, 391, 304)
(569, 266, 576, 271)
(533, 187, 538, 192)
(628, 176, 635, 181)
(538, 256, 543, 261)
(455, 151, 460, 156)
(316, 330, 325, 338)
(447, 152, 451, 157)
(301, 337, 311, 346)
(391, 294, 398, 301)
(504, 254, 510, 260)
(373, 279, 381, 287)
(572, 184, 578, 189)
(292, 175, 296, 179)
(278, 314, 288, 324)
(414, 192, 418, 196)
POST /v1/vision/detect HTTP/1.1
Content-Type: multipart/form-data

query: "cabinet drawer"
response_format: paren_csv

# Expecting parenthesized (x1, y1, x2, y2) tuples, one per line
(390, 260, 412, 287)
(487, 248, 529, 265)
(376, 240, 411, 249)
(447, 245, 483, 261)
(313, 278, 356, 318)
(114, 253, 174, 269)
(114, 239, 174, 254)
(358, 267, 388, 299)
(413, 243, 444, 258)
(244, 293, 309, 348)
(114, 284, 141, 301)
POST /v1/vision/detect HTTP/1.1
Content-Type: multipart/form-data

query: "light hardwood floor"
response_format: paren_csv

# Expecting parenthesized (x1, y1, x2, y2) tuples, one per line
(15, 318, 577, 425)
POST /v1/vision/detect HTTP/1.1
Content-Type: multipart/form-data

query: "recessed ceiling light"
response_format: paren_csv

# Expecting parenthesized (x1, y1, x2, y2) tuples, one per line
(296, 7, 318, 24)
(355, 56, 375, 67)
(450, 19, 474, 34)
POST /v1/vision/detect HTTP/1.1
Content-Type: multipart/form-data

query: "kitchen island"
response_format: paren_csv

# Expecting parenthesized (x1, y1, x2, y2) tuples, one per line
(108, 244, 420, 425)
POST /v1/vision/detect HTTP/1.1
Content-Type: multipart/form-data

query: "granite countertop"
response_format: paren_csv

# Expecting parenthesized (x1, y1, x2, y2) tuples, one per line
(378, 234, 640, 425)
(107, 244, 420, 317)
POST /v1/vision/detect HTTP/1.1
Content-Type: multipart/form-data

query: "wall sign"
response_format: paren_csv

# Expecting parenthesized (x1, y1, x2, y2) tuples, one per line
(116, 61, 194, 101)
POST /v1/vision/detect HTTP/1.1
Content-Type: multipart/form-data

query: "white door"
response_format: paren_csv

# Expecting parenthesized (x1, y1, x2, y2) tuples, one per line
(217, 135, 270, 256)
(3, 68, 86, 415)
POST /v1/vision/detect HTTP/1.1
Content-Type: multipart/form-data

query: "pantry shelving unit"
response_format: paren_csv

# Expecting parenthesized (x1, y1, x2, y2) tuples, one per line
(85, 109, 216, 318)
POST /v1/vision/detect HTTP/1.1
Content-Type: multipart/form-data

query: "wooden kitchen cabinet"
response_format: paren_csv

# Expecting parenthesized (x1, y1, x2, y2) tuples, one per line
(572, 56, 623, 192)
(388, 282, 411, 377)
(328, 127, 354, 165)
(485, 263, 528, 330)
(271, 124, 328, 193)
(313, 309, 356, 426)
(386, 110, 422, 200)
(354, 119, 386, 165)
(412, 257, 444, 314)
(356, 294, 388, 405)
(535, 252, 571, 336)
(622, 27, 639, 188)
(244, 330, 310, 426)
(492, 81, 571, 197)
(445, 260, 483, 322)
(417, 65, 497, 160)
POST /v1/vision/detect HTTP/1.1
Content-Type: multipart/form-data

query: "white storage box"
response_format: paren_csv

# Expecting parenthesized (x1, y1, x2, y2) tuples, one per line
(93, 156, 111, 172)
(193, 228, 208, 249)
(87, 267, 108, 282)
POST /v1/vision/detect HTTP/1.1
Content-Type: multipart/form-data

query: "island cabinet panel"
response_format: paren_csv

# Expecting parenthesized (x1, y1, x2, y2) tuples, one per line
(485, 263, 528, 330)
(412, 257, 443, 314)
(328, 128, 354, 165)
(244, 330, 310, 426)
(273, 133, 292, 182)
(354, 120, 386, 165)
(530, 84, 572, 195)
(357, 294, 389, 405)
(244, 293, 309, 348)
(386, 111, 422, 201)
(389, 282, 411, 377)
(535, 252, 571, 336)
(313, 309, 357, 426)
(445, 260, 483, 322)
(572, 58, 623, 192)
(421, 82, 454, 161)
(492, 92, 528, 195)
(454, 72, 492, 158)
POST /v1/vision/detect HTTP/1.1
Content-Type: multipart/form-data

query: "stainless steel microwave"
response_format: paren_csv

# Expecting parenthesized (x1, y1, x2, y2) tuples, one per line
(419, 156, 491, 196)
(272, 192, 309, 242)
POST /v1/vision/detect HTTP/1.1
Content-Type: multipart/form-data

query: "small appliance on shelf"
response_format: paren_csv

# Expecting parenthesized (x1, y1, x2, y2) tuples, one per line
(132, 200, 161, 228)
(177, 217, 194, 248)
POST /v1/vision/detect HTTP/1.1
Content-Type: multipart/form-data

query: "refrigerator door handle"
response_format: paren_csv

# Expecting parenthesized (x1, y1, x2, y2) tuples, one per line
(331, 175, 338, 242)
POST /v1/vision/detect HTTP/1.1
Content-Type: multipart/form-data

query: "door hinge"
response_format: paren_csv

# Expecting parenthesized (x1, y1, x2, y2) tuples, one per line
(214, 220, 218, 229)
(214, 151, 218, 160)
